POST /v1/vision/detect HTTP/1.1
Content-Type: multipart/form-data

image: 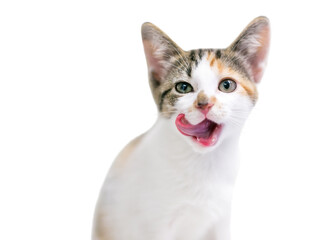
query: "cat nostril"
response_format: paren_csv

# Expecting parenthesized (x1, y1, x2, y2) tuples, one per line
(198, 102, 207, 108)
(197, 102, 214, 110)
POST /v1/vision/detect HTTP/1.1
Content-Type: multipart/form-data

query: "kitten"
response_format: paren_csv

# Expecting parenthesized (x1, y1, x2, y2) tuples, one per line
(93, 16, 270, 240)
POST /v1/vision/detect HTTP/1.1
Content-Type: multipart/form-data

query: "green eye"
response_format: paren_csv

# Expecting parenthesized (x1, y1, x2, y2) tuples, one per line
(218, 79, 237, 93)
(175, 82, 193, 94)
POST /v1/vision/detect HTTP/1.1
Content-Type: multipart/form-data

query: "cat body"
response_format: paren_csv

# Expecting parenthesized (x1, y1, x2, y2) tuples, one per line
(93, 17, 270, 240)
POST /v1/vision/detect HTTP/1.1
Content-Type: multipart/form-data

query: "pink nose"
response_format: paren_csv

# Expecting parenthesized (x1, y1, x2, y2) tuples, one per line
(197, 102, 214, 114)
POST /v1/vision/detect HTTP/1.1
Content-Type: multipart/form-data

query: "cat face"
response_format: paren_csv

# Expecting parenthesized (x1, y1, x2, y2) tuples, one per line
(142, 17, 270, 151)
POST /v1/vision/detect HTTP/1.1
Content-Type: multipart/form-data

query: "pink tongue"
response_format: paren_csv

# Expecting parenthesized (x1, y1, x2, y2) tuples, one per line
(175, 114, 216, 139)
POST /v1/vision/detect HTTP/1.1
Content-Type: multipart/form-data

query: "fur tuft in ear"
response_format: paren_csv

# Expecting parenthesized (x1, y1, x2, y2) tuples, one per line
(141, 23, 184, 84)
(229, 16, 270, 83)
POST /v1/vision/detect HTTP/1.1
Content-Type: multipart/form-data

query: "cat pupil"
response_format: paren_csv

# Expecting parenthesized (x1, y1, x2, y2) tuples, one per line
(223, 81, 230, 89)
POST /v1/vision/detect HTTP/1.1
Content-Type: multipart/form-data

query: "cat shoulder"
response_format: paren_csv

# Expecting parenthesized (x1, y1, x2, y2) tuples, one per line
(111, 133, 145, 171)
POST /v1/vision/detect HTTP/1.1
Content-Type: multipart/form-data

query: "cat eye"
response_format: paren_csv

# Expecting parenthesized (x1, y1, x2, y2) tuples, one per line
(218, 79, 237, 93)
(175, 82, 194, 94)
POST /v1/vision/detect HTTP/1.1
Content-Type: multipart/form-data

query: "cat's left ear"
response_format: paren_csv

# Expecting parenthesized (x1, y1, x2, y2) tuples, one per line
(141, 23, 184, 84)
(228, 16, 270, 83)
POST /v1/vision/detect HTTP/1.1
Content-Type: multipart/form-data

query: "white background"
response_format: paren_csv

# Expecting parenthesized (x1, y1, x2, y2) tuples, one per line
(1, 0, 330, 239)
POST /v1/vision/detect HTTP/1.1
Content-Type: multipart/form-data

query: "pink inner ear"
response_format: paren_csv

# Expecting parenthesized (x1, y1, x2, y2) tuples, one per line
(251, 50, 266, 84)
(143, 40, 165, 80)
(250, 26, 270, 83)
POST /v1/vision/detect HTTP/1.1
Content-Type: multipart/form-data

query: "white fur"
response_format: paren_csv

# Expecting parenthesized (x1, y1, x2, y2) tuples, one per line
(177, 57, 253, 152)
(93, 58, 255, 240)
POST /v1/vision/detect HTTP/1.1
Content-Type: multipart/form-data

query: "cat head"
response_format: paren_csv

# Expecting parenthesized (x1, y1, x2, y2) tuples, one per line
(142, 17, 270, 151)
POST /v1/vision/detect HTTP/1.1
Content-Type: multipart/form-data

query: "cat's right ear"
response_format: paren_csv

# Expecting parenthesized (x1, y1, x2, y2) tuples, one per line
(141, 23, 183, 84)
(228, 16, 270, 83)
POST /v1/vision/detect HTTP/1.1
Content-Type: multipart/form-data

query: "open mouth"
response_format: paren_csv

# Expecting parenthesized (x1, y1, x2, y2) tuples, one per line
(175, 114, 222, 147)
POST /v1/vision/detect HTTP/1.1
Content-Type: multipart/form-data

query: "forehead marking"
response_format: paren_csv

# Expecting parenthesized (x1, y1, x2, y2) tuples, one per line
(215, 49, 221, 59)
(189, 51, 196, 61)
(206, 51, 224, 72)
(192, 56, 219, 88)
(210, 56, 216, 67)
(198, 49, 204, 60)
(216, 59, 224, 72)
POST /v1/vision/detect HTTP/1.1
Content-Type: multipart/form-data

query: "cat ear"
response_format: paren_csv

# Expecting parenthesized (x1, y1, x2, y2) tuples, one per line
(141, 23, 184, 84)
(228, 16, 270, 83)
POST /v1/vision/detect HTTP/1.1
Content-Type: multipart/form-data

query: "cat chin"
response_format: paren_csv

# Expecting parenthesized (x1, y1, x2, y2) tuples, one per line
(183, 135, 225, 154)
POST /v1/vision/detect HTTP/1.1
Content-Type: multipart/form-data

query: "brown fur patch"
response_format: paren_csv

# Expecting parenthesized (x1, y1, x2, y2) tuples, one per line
(195, 90, 209, 107)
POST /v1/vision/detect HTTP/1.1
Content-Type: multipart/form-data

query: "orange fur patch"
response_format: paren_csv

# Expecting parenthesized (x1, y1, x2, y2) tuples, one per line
(206, 52, 212, 61)
(239, 79, 258, 102)
(207, 52, 217, 67)
(216, 60, 224, 72)
(210, 56, 216, 67)
(209, 96, 217, 104)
